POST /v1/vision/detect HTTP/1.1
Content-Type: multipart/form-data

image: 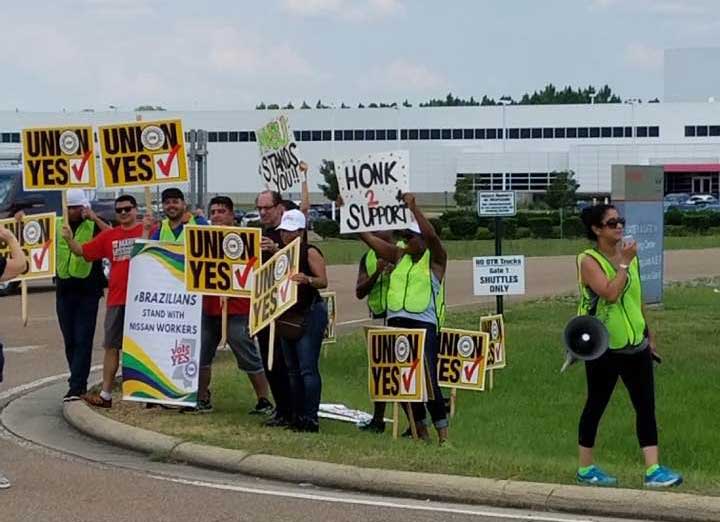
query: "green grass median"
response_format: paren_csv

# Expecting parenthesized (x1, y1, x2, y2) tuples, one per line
(317, 236, 720, 265)
(105, 282, 720, 494)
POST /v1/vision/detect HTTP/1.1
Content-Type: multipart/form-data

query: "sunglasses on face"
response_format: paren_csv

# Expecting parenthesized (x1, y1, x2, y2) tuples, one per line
(601, 217, 626, 228)
(115, 206, 135, 214)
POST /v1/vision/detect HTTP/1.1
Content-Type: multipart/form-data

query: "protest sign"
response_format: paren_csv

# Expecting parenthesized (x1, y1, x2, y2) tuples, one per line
(480, 314, 506, 370)
(438, 328, 490, 391)
(184, 225, 261, 297)
(122, 241, 202, 407)
(367, 328, 426, 402)
(98, 119, 188, 188)
(321, 291, 337, 344)
(335, 150, 413, 234)
(249, 237, 301, 336)
(22, 126, 97, 189)
(257, 115, 302, 192)
(0, 212, 56, 281)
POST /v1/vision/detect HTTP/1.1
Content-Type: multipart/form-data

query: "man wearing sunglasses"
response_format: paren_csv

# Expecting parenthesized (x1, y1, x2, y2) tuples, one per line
(62, 194, 147, 408)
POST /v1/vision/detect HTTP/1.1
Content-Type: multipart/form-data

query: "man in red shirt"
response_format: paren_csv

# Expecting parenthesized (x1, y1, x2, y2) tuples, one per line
(62, 194, 151, 408)
(183, 196, 272, 414)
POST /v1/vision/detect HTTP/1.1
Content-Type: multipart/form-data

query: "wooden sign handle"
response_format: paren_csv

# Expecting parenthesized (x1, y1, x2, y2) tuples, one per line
(488, 368, 494, 391)
(450, 387, 457, 417)
(21, 280, 28, 327)
(144, 186, 153, 215)
(61, 190, 68, 224)
(219, 297, 228, 348)
(407, 403, 419, 440)
(392, 402, 399, 439)
(268, 321, 275, 371)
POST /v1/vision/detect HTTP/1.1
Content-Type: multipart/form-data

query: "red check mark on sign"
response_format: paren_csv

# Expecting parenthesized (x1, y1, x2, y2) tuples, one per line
(234, 257, 257, 288)
(402, 358, 419, 393)
(71, 151, 91, 182)
(279, 278, 292, 302)
(32, 240, 51, 271)
(464, 355, 484, 382)
(157, 144, 180, 177)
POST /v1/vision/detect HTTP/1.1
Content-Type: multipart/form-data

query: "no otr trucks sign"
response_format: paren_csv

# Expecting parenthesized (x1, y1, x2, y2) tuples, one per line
(473, 256, 525, 296)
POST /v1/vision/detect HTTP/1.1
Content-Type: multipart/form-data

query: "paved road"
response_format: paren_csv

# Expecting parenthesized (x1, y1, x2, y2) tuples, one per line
(2, 248, 716, 522)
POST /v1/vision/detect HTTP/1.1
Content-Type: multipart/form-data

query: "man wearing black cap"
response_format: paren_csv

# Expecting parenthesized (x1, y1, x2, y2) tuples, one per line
(150, 187, 208, 243)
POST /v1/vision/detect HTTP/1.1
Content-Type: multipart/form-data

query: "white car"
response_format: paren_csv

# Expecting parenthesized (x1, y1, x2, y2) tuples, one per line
(687, 194, 718, 205)
(241, 211, 260, 226)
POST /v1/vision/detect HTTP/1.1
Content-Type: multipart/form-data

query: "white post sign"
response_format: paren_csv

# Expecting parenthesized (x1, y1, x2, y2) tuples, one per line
(473, 255, 526, 296)
(336, 150, 413, 234)
(477, 191, 516, 217)
(257, 115, 303, 193)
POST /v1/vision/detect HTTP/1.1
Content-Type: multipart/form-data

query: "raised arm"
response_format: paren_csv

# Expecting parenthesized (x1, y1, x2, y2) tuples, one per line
(359, 232, 403, 264)
(580, 242, 637, 303)
(83, 207, 112, 232)
(403, 193, 447, 275)
(299, 161, 310, 216)
(0, 227, 28, 281)
(61, 226, 85, 257)
(356, 255, 388, 299)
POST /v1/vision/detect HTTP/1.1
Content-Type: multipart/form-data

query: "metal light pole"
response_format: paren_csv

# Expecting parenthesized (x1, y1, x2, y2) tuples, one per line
(496, 99, 511, 316)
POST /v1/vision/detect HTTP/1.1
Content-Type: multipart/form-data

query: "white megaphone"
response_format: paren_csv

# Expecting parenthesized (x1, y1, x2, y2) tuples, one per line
(561, 315, 609, 373)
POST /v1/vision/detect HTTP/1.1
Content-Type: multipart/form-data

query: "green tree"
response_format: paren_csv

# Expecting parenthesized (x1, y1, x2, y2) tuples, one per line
(545, 170, 579, 210)
(402, 99, 412, 108)
(453, 176, 475, 208)
(341, 102, 350, 109)
(316, 99, 330, 109)
(267, 103, 280, 110)
(317, 159, 339, 201)
(300, 100, 311, 109)
(282, 102, 295, 109)
(255, 102, 267, 110)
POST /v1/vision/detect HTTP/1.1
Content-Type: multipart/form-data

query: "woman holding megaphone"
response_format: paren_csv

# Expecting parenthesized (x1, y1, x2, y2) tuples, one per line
(575, 204, 682, 488)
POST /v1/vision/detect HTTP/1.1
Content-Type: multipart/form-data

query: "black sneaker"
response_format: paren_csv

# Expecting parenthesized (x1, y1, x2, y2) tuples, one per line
(263, 414, 291, 428)
(250, 397, 274, 415)
(358, 418, 386, 433)
(292, 418, 319, 433)
(63, 390, 82, 403)
(180, 399, 213, 414)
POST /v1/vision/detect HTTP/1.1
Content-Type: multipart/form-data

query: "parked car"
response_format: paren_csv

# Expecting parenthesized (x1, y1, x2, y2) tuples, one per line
(663, 193, 690, 210)
(687, 194, 718, 205)
(240, 211, 260, 227)
(233, 209, 246, 224)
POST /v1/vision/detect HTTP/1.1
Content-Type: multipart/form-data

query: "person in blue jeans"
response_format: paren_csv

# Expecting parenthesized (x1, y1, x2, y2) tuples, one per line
(276, 210, 328, 433)
(0, 224, 29, 489)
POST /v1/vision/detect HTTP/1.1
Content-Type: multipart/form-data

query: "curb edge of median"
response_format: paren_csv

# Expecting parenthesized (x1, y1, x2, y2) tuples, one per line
(62, 399, 720, 522)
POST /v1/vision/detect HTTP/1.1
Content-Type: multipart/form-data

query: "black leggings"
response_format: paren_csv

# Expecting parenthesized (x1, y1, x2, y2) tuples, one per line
(578, 347, 658, 448)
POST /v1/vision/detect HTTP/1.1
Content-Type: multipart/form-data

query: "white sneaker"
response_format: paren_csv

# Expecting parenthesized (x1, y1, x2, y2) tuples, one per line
(0, 471, 11, 489)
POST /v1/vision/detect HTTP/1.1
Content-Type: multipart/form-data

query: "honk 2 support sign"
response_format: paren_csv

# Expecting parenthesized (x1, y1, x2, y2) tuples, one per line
(22, 126, 97, 189)
(438, 328, 489, 391)
(257, 115, 302, 193)
(480, 314, 506, 370)
(98, 119, 188, 188)
(184, 225, 261, 297)
(336, 150, 413, 234)
(0, 212, 56, 281)
(367, 328, 426, 402)
(249, 237, 301, 336)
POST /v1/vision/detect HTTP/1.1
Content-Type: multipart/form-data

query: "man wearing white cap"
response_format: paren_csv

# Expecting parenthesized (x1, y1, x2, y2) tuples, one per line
(55, 189, 110, 402)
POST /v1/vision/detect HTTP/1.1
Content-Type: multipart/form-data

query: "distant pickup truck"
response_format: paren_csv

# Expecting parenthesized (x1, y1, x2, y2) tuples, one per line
(0, 168, 114, 295)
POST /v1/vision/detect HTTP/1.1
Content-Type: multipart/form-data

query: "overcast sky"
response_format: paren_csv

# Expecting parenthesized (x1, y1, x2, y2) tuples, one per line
(1, 0, 719, 112)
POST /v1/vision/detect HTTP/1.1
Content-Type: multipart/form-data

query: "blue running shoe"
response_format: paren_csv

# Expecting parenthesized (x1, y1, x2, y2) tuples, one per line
(576, 465, 618, 486)
(644, 465, 683, 488)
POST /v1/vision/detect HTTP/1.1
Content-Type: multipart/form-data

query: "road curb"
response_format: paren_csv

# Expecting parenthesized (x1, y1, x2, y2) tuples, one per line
(63, 400, 720, 522)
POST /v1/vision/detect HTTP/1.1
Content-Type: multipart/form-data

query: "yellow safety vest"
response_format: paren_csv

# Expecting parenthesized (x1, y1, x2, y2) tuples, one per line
(56, 218, 94, 279)
(387, 250, 446, 326)
(577, 249, 646, 349)
(159, 216, 197, 244)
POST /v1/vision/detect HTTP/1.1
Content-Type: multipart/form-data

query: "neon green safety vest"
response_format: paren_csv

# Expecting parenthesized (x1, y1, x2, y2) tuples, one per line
(365, 250, 390, 316)
(577, 249, 646, 349)
(159, 216, 197, 244)
(387, 249, 446, 326)
(364, 240, 406, 316)
(56, 218, 94, 279)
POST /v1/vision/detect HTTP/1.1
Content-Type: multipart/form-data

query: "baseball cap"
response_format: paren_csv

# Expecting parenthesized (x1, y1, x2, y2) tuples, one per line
(276, 209, 306, 231)
(161, 187, 184, 202)
(66, 189, 90, 208)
